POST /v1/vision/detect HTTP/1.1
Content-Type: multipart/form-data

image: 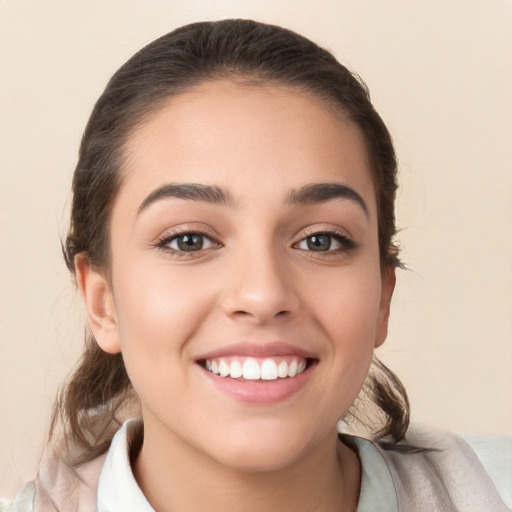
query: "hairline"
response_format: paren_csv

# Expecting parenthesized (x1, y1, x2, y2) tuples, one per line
(97, 74, 385, 277)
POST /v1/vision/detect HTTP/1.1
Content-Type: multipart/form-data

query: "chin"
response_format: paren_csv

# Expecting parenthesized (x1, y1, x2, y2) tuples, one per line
(202, 420, 322, 474)
(216, 443, 305, 474)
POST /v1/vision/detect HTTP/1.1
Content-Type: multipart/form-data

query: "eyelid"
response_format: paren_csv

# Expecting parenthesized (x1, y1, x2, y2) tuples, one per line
(296, 224, 353, 242)
(293, 225, 356, 251)
(167, 233, 217, 251)
(153, 225, 222, 254)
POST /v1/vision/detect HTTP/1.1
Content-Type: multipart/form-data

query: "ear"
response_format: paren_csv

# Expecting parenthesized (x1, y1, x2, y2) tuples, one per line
(374, 265, 396, 348)
(75, 253, 121, 354)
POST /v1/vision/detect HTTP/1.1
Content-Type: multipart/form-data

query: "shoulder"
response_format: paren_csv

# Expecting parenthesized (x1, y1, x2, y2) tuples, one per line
(3, 419, 142, 512)
(3, 449, 107, 512)
(460, 432, 512, 510)
(1, 482, 36, 512)
(375, 425, 512, 511)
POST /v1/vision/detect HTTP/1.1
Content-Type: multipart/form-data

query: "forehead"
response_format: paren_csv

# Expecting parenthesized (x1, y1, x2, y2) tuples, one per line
(119, 80, 376, 216)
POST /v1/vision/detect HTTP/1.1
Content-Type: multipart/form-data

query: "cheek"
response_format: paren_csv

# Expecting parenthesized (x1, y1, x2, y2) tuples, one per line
(305, 263, 382, 341)
(303, 264, 382, 397)
(111, 261, 215, 384)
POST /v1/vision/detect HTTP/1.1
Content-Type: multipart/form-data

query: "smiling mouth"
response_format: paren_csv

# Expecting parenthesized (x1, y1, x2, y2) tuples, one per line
(198, 356, 316, 381)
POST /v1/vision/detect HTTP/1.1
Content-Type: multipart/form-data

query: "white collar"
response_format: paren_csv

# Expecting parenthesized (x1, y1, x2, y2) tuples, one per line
(97, 419, 154, 512)
(96, 419, 397, 512)
(351, 436, 398, 512)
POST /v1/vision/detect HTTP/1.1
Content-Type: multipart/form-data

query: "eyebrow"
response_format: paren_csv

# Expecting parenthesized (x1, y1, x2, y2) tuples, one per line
(137, 183, 237, 215)
(137, 181, 368, 218)
(286, 182, 369, 218)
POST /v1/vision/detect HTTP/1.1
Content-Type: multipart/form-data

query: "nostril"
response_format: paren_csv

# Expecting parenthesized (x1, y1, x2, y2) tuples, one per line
(222, 285, 298, 323)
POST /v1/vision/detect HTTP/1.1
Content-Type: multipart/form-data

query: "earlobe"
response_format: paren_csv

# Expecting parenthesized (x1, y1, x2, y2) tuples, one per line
(374, 266, 396, 348)
(75, 253, 121, 354)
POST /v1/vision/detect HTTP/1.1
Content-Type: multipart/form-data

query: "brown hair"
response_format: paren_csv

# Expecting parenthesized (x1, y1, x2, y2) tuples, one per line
(52, 19, 408, 466)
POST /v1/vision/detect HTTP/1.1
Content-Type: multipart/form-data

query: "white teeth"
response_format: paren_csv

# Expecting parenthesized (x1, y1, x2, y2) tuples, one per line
(260, 359, 278, 380)
(242, 358, 261, 380)
(229, 360, 243, 378)
(277, 360, 288, 378)
(288, 360, 298, 377)
(219, 360, 230, 377)
(204, 357, 308, 380)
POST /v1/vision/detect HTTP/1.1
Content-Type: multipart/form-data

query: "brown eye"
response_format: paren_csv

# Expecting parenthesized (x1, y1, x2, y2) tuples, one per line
(176, 234, 204, 251)
(306, 234, 332, 251)
(163, 233, 216, 252)
(295, 231, 355, 253)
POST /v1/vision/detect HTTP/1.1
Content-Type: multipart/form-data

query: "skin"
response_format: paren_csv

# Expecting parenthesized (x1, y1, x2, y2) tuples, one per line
(76, 80, 395, 511)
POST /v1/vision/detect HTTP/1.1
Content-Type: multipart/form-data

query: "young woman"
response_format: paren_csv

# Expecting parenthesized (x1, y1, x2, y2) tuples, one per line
(4, 19, 510, 512)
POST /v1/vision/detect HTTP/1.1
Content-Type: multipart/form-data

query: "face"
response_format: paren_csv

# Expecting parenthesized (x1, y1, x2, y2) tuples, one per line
(80, 80, 394, 473)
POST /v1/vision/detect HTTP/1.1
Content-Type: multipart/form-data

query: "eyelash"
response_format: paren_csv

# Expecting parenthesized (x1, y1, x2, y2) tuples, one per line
(154, 229, 221, 258)
(294, 228, 356, 254)
(154, 227, 356, 258)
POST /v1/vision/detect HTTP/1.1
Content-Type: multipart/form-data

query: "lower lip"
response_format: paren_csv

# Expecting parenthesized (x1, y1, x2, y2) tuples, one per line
(200, 365, 314, 404)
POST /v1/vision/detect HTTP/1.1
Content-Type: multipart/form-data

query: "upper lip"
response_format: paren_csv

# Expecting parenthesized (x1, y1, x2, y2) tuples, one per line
(195, 341, 316, 361)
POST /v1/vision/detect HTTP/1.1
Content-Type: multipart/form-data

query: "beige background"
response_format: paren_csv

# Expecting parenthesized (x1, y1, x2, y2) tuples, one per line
(1, 0, 511, 498)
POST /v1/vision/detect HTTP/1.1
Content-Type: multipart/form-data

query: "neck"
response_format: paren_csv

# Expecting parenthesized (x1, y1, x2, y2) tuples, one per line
(133, 418, 360, 512)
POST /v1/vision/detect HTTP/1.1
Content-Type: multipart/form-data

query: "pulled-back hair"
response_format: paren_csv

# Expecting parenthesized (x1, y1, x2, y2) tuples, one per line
(51, 19, 408, 466)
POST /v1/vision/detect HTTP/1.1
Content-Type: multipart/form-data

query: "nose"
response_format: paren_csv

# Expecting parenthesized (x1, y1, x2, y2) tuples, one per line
(221, 244, 300, 325)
